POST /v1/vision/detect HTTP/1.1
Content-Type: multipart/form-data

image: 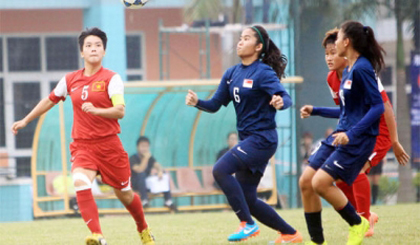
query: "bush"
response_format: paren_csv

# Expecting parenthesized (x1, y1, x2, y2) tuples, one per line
(412, 172, 420, 187)
(378, 176, 399, 203)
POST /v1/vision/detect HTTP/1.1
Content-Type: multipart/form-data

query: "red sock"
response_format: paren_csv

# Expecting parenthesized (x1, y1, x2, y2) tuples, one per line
(76, 189, 102, 234)
(125, 193, 148, 232)
(336, 181, 357, 209)
(352, 173, 371, 220)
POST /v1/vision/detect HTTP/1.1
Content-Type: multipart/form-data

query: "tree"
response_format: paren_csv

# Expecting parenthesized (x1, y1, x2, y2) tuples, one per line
(344, 0, 417, 203)
(183, 0, 241, 24)
(293, 0, 418, 202)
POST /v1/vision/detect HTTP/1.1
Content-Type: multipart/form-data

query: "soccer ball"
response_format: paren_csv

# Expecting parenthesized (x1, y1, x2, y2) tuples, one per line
(120, 0, 148, 9)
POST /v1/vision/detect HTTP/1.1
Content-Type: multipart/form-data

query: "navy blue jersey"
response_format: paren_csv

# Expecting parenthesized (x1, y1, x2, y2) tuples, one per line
(212, 60, 292, 135)
(337, 56, 383, 137)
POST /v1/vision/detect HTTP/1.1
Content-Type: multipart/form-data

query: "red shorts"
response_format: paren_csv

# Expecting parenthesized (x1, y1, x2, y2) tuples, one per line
(70, 134, 131, 190)
(366, 134, 391, 173)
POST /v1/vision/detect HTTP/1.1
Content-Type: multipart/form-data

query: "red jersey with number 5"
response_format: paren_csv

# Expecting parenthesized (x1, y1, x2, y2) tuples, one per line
(49, 67, 124, 140)
(327, 70, 390, 139)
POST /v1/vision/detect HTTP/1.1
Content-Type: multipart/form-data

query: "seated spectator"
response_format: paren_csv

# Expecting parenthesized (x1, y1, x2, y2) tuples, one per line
(216, 132, 238, 160)
(129, 136, 176, 211)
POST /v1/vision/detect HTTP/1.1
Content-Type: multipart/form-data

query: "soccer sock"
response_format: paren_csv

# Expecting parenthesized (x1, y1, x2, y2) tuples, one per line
(371, 184, 379, 205)
(352, 173, 370, 220)
(336, 201, 362, 226)
(76, 189, 102, 234)
(336, 181, 357, 209)
(304, 211, 325, 244)
(213, 152, 254, 225)
(124, 193, 148, 232)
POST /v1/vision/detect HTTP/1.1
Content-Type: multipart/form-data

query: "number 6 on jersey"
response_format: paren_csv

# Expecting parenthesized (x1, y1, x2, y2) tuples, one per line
(233, 87, 240, 103)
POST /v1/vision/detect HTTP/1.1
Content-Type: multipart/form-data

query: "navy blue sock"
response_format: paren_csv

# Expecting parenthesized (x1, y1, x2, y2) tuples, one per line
(337, 202, 361, 226)
(304, 211, 324, 244)
(237, 170, 296, 234)
(213, 152, 253, 224)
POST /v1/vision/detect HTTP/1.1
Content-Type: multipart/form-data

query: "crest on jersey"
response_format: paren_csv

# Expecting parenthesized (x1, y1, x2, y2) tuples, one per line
(243, 79, 253, 88)
(343, 80, 352, 89)
(92, 81, 106, 92)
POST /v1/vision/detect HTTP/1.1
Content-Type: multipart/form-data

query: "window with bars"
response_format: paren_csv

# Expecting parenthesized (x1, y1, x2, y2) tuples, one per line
(126, 34, 144, 81)
(46, 37, 79, 71)
(0, 78, 5, 147)
(13, 82, 41, 149)
(7, 37, 41, 72)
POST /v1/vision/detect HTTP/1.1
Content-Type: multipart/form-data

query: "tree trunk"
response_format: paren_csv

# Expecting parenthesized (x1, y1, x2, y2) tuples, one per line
(395, 2, 415, 203)
(231, 0, 242, 23)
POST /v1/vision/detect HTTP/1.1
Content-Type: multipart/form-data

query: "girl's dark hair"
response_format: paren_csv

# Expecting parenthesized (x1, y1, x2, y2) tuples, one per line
(250, 25, 288, 78)
(78, 27, 108, 51)
(136, 136, 150, 146)
(322, 28, 339, 48)
(341, 21, 385, 73)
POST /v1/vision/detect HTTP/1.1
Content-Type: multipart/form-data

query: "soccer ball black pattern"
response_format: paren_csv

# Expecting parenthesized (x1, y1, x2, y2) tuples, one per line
(120, 0, 148, 9)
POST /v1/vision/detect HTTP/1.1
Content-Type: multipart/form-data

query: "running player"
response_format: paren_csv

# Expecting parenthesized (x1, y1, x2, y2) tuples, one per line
(186, 25, 302, 244)
(299, 21, 387, 245)
(11, 28, 155, 245)
(319, 28, 409, 237)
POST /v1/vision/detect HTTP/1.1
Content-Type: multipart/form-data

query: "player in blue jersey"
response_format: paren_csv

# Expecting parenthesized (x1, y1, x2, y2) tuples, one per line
(299, 21, 386, 245)
(186, 25, 302, 244)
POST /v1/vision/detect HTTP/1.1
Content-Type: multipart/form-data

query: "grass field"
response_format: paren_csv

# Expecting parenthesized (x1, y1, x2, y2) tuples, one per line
(1, 203, 419, 244)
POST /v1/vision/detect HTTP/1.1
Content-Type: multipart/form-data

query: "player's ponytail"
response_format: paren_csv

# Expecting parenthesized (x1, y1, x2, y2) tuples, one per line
(341, 21, 385, 73)
(250, 25, 288, 79)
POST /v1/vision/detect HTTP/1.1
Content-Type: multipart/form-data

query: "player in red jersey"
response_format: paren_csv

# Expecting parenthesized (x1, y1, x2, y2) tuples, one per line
(11, 28, 155, 245)
(302, 28, 410, 239)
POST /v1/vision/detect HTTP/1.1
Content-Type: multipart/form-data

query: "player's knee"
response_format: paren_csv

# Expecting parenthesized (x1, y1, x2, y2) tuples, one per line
(311, 177, 326, 195)
(72, 172, 92, 191)
(299, 174, 313, 192)
(212, 166, 223, 181)
(116, 189, 134, 205)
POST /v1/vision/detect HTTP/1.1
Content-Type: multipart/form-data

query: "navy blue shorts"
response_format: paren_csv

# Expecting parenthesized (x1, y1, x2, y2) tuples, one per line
(308, 134, 336, 170)
(309, 133, 377, 185)
(230, 130, 278, 174)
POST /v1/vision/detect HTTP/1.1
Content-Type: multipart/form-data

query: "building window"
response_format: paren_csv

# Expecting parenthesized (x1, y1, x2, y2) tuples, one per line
(0, 78, 5, 147)
(0, 38, 3, 72)
(13, 82, 41, 148)
(127, 75, 143, 81)
(50, 81, 58, 92)
(46, 37, 79, 71)
(380, 66, 392, 86)
(7, 37, 41, 72)
(16, 157, 31, 177)
(126, 35, 142, 69)
(386, 91, 393, 106)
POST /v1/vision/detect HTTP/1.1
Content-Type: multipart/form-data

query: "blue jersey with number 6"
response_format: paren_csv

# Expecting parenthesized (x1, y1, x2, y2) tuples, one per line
(212, 60, 292, 135)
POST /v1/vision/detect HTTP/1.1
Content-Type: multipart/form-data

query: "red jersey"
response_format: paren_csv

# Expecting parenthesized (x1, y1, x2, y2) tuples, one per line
(326, 71, 390, 139)
(49, 67, 124, 140)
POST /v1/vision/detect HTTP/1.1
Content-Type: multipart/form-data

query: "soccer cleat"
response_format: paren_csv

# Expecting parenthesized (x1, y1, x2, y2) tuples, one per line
(347, 216, 369, 245)
(365, 212, 379, 237)
(273, 231, 303, 243)
(235, 221, 246, 232)
(85, 233, 107, 245)
(228, 222, 260, 242)
(304, 241, 328, 245)
(139, 227, 155, 245)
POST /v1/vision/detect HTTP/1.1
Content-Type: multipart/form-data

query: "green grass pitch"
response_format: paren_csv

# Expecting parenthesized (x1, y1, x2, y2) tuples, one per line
(1, 204, 419, 244)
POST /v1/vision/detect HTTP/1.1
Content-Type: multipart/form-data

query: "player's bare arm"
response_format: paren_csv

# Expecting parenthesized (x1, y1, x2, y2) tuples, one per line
(382, 100, 410, 165)
(300, 105, 313, 119)
(270, 95, 284, 110)
(81, 102, 125, 119)
(185, 90, 198, 106)
(11, 97, 55, 135)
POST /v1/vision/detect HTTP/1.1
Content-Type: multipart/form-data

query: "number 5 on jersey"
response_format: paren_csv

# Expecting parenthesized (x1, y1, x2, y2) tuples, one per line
(234, 87, 240, 103)
(81, 85, 89, 100)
